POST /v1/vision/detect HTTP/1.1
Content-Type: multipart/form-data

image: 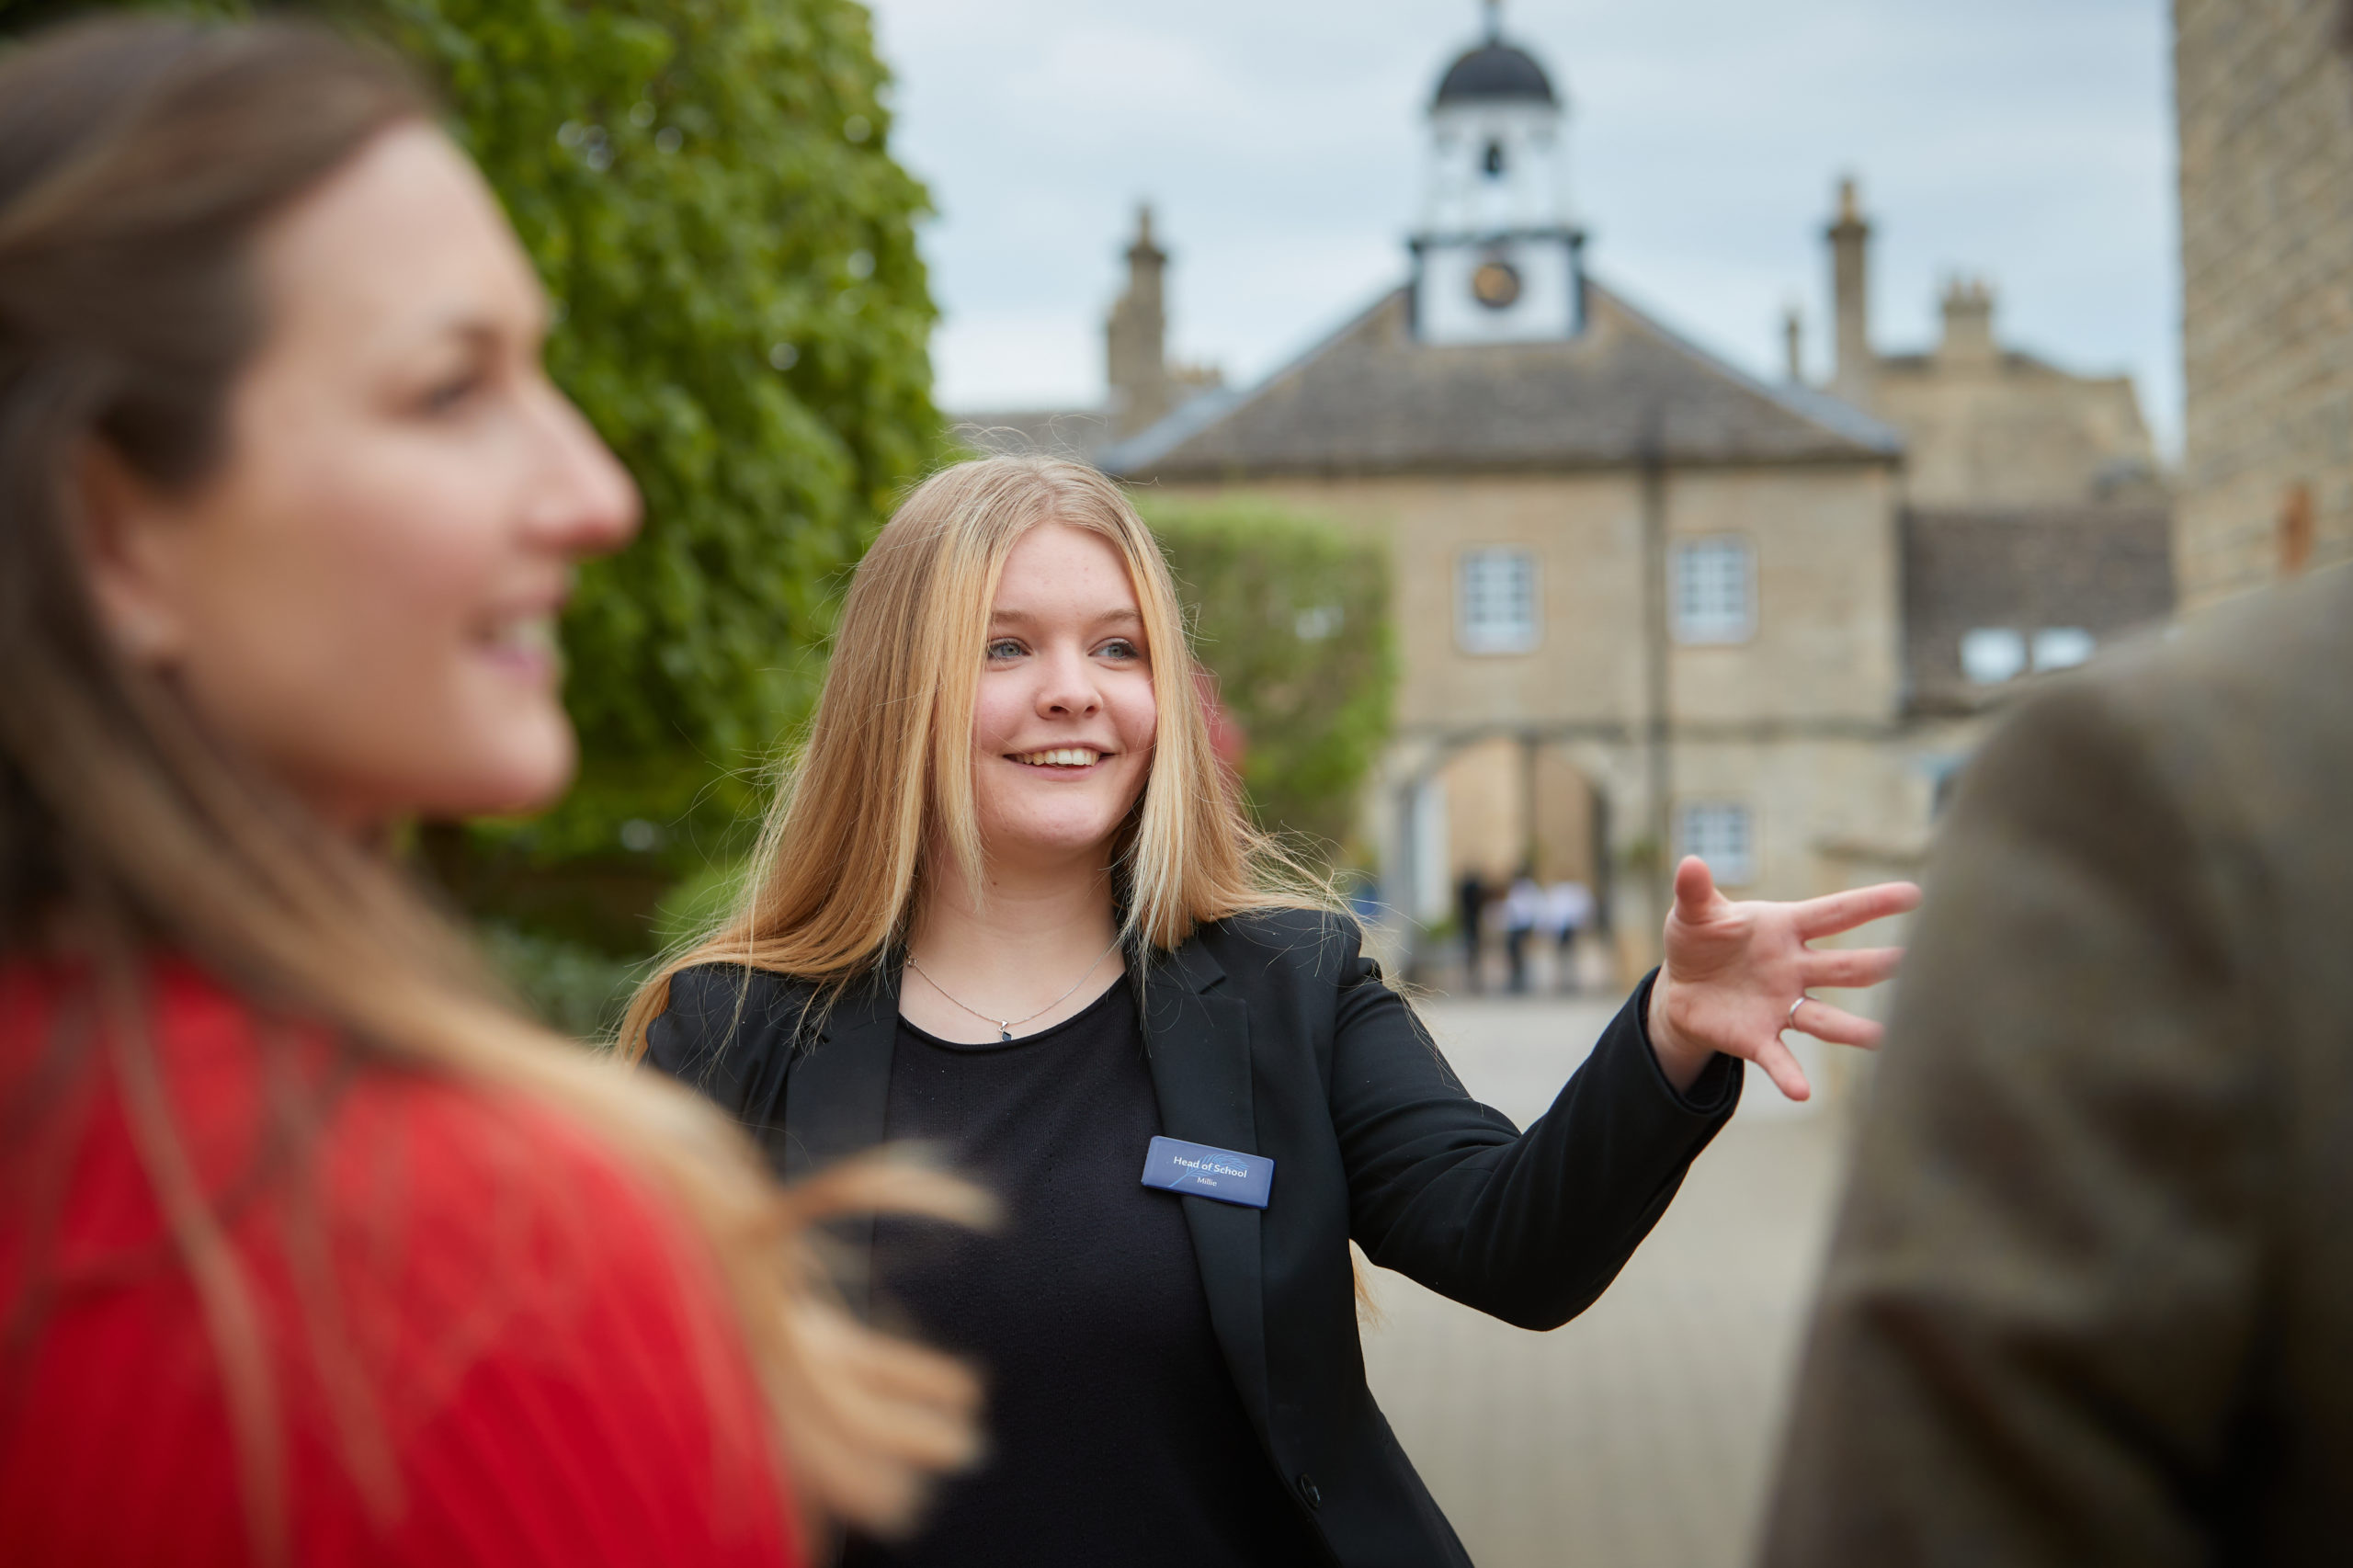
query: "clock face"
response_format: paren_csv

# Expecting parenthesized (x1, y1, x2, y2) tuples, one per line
(1471, 259, 1522, 311)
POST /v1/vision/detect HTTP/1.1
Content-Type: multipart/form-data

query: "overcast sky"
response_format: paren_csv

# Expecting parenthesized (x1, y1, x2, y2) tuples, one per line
(866, 0, 2178, 452)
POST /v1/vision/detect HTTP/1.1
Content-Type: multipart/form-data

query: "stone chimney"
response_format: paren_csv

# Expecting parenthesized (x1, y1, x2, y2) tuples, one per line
(1106, 205, 1170, 439)
(1936, 276, 1998, 369)
(1826, 177, 1873, 409)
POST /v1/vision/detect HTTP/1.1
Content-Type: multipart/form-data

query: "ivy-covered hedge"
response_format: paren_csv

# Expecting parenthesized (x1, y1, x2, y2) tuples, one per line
(1145, 498, 1395, 866)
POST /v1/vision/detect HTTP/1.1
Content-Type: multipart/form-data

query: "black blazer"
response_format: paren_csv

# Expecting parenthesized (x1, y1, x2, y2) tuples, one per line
(646, 907, 1741, 1568)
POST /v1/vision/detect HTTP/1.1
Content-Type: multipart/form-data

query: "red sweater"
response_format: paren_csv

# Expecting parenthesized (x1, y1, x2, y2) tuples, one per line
(0, 959, 800, 1567)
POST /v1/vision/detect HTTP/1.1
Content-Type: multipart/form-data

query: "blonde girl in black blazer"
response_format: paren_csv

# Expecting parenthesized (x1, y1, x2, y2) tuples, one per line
(625, 455, 1915, 1567)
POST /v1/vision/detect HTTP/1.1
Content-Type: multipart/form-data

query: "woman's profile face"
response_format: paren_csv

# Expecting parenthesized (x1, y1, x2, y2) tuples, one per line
(969, 522, 1158, 869)
(82, 123, 639, 830)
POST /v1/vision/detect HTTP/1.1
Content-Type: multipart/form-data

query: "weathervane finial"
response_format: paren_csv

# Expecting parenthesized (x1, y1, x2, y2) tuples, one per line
(1483, 0, 1503, 43)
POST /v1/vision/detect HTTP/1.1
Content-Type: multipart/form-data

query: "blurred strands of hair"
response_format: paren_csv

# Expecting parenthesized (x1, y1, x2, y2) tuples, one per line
(619, 455, 1340, 1056)
(0, 17, 985, 1563)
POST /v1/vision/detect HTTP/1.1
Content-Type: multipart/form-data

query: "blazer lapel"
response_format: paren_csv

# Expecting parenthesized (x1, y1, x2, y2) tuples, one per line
(783, 972, 900, 1314)
(1139, 938, 1272, 1437)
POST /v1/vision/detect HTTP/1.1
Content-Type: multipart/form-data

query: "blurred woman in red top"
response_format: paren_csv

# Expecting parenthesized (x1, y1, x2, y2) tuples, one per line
(0, 17, 980, 1566)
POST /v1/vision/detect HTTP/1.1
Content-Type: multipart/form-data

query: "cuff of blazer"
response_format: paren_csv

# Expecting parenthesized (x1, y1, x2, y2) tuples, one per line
(1628, 967, 1744, 1119)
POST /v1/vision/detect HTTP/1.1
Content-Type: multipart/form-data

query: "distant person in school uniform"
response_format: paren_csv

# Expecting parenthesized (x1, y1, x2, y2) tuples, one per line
(1503, 868, 1545, 994)
(1456, 869, 1490, 992)
(1544, 879, 1595, 993)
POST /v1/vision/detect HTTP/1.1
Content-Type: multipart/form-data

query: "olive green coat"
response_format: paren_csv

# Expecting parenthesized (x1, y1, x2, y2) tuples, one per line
(1763, 563, 2353, 1565)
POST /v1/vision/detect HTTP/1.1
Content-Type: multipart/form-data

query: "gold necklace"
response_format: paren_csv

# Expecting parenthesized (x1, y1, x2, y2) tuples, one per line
(905, 935, 1124, 1043)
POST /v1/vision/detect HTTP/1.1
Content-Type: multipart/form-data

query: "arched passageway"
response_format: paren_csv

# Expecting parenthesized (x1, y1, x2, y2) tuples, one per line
(1399, 733, 1618, 994)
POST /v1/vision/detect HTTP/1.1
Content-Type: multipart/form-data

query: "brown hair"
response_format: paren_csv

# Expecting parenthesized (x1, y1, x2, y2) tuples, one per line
(620, 455, 1325, 1051)
(0, 16, 980, 1562)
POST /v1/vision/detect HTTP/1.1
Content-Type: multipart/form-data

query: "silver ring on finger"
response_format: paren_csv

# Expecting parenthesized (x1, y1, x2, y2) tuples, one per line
(1786, 994, 1809, 1031)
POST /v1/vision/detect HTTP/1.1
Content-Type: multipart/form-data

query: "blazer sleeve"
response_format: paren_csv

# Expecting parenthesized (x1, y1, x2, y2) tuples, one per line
(1328, 926, 1742, 1331)
(642, 965, 799, 1135)
(1758, 673, 2272, 1566)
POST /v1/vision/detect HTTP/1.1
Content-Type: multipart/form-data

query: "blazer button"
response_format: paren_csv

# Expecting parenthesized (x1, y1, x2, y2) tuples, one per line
(1296, 1473, 1323, 1510)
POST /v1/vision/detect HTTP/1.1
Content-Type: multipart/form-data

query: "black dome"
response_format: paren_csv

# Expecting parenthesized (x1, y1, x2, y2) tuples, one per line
(1433, 42, 1557, 108)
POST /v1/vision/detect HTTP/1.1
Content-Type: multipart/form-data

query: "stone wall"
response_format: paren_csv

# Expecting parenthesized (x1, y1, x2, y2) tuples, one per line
(1662, 466, 1904, 726)
(1160, 463, 1928, 934)
(1433, 737, 1601, 888)
(2176, 0, 2353, 606)
(1176, 464, 1904, 736)
(1814, 184, 2165, 512)
(1872, 358, 2159, 509)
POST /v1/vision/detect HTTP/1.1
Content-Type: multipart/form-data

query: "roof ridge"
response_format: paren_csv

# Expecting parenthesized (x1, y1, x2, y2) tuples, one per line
(1100, 285, 1409, 475)
(1588, 278, 1904, 456)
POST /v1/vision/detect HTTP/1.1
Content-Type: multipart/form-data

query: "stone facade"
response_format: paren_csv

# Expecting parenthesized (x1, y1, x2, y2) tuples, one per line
(2175, 0, 2353, 606)
(1106, 217, 2172, 980)
(1813, 182, 2165, 510)
(1872, 322, 2160, 509)
(1109, 247, 1933, 977)
(962, 21, 2173, 992)
(1145, 460, 1933, 955)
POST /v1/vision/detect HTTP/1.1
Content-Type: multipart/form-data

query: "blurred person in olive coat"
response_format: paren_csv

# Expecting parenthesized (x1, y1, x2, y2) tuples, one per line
(1761, 562, 2353, 1565)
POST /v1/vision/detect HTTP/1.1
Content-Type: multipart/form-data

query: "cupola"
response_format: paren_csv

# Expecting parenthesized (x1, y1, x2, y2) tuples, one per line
(1412, 3, 1583, 346)
(1433, 36, 1557, 108)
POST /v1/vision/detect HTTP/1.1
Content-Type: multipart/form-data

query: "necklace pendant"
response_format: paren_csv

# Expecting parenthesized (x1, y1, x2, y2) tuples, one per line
(999, 1025, 1013, 1043)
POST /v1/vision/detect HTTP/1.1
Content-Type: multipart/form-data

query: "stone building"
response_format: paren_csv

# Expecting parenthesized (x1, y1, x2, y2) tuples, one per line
(965, 15, 2173, 981)
(1108, 265, 1920, 965)
(1098, 21, 1931, 975)
(1806, 179, 2165, 509)
(2174, 0, 2353, 606)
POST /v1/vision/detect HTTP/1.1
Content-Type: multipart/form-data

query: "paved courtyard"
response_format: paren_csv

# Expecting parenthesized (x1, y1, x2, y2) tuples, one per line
(1357, 994, 1854, 1568)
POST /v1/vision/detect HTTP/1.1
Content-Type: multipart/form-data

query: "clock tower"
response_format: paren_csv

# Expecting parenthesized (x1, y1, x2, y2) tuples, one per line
(1410, 3, 1584, 346)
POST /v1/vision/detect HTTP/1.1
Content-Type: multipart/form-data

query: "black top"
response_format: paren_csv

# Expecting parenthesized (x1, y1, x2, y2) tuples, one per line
(843, 982, 1325, 1567)
(645, 910, 1742, 1568)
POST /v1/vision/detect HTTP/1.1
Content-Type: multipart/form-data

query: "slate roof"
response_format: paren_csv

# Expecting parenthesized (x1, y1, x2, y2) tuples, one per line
(1102, 281, 1903, 483)
(1902, 505, 2176, 715)
(1435, 42, 1557, 106)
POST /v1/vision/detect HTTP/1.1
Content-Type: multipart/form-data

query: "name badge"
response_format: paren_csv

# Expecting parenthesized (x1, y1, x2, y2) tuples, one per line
(1140, 1135, 1273, 1210)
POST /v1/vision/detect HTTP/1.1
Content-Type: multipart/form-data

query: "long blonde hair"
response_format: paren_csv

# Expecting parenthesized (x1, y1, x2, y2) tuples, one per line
(621, 455, 1319, 1046)
(0, 18, 979, 1563)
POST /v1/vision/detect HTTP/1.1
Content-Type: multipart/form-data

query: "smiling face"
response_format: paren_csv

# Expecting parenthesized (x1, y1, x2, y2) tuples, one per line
(79, 122, 640, 831)
(969, 521, 1159, 871)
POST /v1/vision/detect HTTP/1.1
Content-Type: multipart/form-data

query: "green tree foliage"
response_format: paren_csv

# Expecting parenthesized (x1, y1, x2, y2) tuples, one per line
(1145, 498, 1395, 865)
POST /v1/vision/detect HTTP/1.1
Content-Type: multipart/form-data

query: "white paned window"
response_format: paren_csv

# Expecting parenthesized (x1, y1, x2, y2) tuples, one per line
(1457, 548, 1540, 653)
(2032, 627, 2096, 671)
(1672, 537, 1756, 644)
(1680, 801, 1756, 887)
(1961, 627, 2028, 685)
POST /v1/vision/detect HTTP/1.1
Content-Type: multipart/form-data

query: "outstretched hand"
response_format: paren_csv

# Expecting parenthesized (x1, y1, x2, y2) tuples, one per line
(1646, 856, 1921, 1102)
